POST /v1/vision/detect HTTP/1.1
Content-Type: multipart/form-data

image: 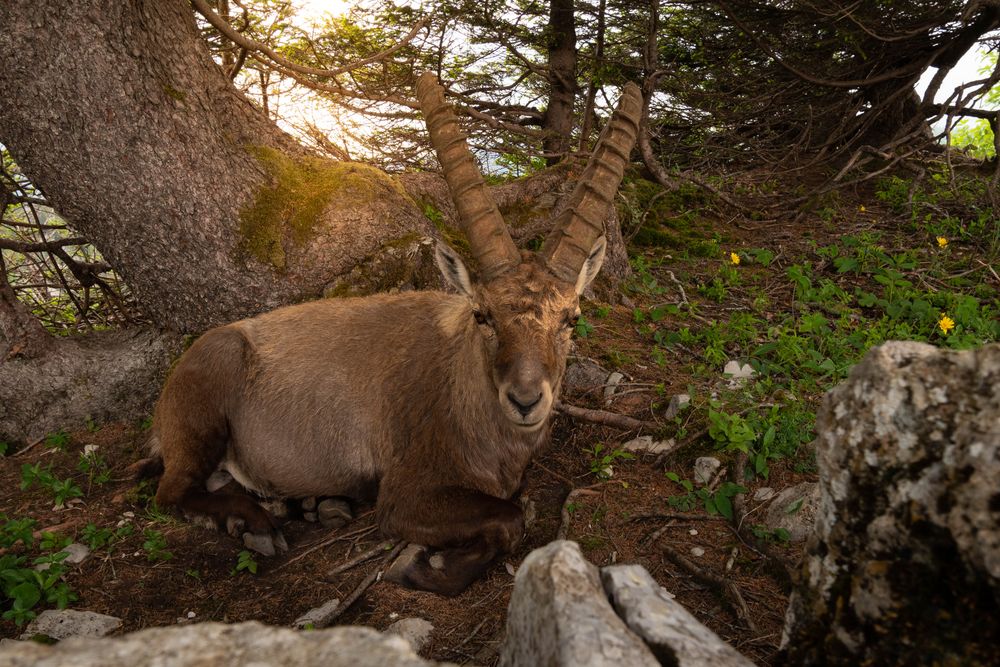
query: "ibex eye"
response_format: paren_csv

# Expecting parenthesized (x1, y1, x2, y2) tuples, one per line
(473, 310, 489, 326)
(566, 314, 580, 329)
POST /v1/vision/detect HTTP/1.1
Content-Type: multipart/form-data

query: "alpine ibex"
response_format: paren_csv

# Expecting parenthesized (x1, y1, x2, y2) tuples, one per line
(146, 73, 641, 595)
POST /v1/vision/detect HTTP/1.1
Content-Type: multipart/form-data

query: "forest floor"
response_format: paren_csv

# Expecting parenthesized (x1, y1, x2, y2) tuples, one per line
(2, 173, 998, 665)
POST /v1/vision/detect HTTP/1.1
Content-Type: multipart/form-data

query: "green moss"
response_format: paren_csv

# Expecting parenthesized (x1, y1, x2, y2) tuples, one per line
(239, 147, 407, 269)
(419, 199, 470, 254)
(163, 85, 186, 102)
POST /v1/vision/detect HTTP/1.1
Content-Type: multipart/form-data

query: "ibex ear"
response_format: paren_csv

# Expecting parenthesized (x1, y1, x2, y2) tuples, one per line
(435, 242, 475, 298)
(574, 237, 606, 295)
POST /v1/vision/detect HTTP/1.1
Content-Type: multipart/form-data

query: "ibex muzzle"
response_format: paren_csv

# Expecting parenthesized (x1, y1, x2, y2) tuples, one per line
(145, 73, 641, 596)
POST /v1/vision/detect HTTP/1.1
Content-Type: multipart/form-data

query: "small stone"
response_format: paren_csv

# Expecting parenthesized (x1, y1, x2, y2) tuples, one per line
(187, 611, 196, 619)
(563, 360, 611, 397)
(205, 469, 234, 493)
(303, 511, 318, 523)
(83, 444, 99, 456)
(318, 498, 352, 529)
(753, 487, 776, 502)
(662, 393, 691, 420)
(761, 482, 820, 542)
(505, 561, 516, 576)
(693, 457, 721, 485)
(603, 371, 625, 405)
(690, 547, 705, 557)
(20, 610, 121, 641)
(689, 529, 698, 536)
(63, 543, 91, 565)
(385, 618, 434, 652)
(622, 435, 675, 455)
(723, 360, 756, 387)
(301, 497, 317, 512)
(122, 511, 135, 518)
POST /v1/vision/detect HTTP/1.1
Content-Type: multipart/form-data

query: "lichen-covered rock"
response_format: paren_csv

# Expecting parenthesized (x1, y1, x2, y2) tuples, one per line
(782, 341, 1000, 665)
(760, 481, 820, 543)
(499, 541, 658, 667)
(601, 565, 754, 666)
(19, 610, 121, 641)
(1, 621, 451, 666)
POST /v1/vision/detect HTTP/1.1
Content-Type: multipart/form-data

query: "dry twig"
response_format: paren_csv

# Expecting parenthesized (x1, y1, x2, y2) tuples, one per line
(661, 543, 757, 632)
(555, 401, 657, 432)
(327, 540, 402, 577)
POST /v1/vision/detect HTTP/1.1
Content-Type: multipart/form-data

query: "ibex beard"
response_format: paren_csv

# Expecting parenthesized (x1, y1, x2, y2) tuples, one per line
(143, 73, 641, 596)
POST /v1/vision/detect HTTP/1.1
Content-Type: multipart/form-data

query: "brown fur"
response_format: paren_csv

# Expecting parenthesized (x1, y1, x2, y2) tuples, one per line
(150, 251, 594, 594)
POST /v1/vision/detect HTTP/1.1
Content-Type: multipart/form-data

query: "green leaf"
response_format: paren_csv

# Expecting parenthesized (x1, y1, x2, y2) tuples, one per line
(785, 498, 805, 514)
(714, 493, 733, 520)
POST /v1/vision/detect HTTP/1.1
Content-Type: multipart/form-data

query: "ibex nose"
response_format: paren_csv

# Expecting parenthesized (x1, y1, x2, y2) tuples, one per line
(507, 389, 542, 417)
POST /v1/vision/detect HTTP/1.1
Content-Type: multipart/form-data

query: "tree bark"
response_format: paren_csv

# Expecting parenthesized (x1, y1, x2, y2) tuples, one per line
(0, 0, 432, 333)
(544, 0, 578, 165)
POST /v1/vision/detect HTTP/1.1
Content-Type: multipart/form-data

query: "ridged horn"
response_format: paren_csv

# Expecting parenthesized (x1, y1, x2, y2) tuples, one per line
(415, 72, 521, 280)
(541, 82, 642, 281)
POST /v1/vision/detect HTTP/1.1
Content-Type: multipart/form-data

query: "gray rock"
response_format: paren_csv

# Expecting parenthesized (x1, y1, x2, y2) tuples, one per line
(693, 457, 721, 485)
(258, 498, 291, 520)
(663, 393, 691, 420)
(499, 541, 658, 667)
(622, 435, 675, 455)
(782, 342, 1000, 665)
(603, 371, 626, 405)
(722, 360, 755, 387)
(301, 496, 318, 512)
(601, 565, 754, 666)
(385, 618, 434, 652)
(563, 360, 611, 397)
(19, 610, 121, 641)
(318, 498, 352, 529)
(293, 599, 342, 629)
(761, 482, 819, 542)
(2, 621, 450, 666)
(752, 487, 775, 502)
(62, 543, 90, 565)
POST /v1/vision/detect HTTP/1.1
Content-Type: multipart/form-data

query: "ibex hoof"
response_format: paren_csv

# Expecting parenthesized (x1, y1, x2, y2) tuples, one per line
(242, 530, 288, 556)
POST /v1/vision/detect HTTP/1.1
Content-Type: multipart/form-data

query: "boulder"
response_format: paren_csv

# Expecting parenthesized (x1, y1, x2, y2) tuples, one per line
(1, 621, 450, 666)
(499, 541, 658, 667)
(782, 342, 1000, 665)
(19, 610, 121, 641)
(601, 565, 754, 666)
(385, 617, 434, 652)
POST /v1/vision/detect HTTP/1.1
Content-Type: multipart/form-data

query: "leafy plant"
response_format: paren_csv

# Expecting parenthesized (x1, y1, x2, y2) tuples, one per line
(43, 430, 70, 451)
(584, 443, 634, 480)
(1, 515, 77, 625)
(77, 450, 112, 488)
(142, 529, 173, 562)
(80, 523, 133, 551)
(231, 550, 258, 576)
(20, 463, 83, 506)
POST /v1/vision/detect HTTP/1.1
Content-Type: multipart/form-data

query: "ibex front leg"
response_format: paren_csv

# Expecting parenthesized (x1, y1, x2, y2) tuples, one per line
(378, 485, 524, 596)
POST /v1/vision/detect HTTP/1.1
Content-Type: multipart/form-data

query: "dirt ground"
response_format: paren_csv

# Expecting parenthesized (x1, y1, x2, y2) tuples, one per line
(0, 417, 807, 664)
(9, 202, 923, 664)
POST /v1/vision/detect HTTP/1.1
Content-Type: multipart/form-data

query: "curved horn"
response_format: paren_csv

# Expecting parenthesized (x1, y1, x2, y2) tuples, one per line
(415, 72, 521, 280)
(541, 82, 642, 282)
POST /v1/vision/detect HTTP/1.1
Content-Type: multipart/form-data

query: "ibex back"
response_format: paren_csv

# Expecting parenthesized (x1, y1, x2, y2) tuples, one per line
(148, 73, 641, 595)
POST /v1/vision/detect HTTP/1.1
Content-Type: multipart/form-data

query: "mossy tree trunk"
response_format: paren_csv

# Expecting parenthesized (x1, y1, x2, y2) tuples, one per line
(0, 0, 432, 334)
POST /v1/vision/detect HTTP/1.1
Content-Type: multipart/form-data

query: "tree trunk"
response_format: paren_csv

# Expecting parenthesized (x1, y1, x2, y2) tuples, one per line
(544, 0, 578, 165)
(0, 0, 433, 333)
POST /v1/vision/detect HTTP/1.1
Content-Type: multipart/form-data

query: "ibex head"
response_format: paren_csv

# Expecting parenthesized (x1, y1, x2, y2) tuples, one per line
(416, 73, 641, 430)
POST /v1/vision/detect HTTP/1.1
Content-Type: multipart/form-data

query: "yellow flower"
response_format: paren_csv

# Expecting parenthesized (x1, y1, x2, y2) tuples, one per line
(858, 205, 866, 212)
(938, 314, 955, 335)
(730, 252, 741, 265)
(937, 236, 948, 248)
